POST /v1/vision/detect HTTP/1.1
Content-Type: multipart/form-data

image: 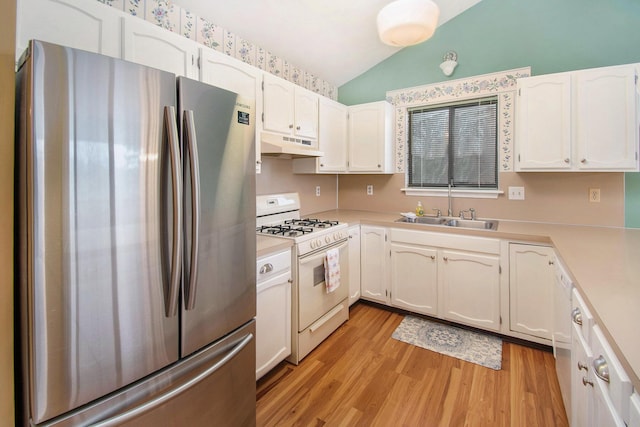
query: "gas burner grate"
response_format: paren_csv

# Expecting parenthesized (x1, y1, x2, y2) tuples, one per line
(257, 224, 314, 237)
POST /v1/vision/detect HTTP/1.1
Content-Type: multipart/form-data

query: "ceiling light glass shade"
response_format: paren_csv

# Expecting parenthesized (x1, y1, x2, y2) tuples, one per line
(377, 0, 440, 47)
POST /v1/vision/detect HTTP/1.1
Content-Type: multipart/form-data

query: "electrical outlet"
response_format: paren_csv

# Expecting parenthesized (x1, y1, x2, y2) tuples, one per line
(366, 184, 373, 196)
(508, 186, 525, 200)
(589, 188, 600, 202)
(315, 186, 321, 197)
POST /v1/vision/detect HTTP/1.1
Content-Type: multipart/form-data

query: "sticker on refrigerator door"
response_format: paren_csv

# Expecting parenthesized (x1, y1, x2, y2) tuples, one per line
(237, 111, 250, 125)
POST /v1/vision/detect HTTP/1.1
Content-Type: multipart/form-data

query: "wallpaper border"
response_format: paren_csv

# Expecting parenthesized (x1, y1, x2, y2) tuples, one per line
(386, 67, 531, 173)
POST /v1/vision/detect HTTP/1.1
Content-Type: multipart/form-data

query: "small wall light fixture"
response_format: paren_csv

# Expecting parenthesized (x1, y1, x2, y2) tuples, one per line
(440, 51, 458, 76)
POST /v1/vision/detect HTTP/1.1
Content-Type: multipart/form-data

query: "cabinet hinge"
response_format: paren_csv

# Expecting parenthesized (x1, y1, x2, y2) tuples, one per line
(197, 56, 201, 69)
(499, 265, 502, 274)
(518, 88, 521, 96)
(191, 54, 195, 66)
(385, 234, 388, 242)
(518, 154, 520, 162)
(262, 80, 264, 91)
(500, 316, 502, 325)
(261, 112, 264, 123)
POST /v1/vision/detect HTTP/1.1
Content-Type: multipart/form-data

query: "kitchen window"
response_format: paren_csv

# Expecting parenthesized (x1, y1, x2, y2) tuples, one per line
(408, 97, 498, 190)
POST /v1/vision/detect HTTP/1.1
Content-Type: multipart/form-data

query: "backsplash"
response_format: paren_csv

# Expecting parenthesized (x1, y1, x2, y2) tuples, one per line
(96, 0, 338, 100)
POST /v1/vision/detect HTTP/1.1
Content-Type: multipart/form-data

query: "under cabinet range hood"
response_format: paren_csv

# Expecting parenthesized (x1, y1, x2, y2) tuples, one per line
(260, 132, 324, 158)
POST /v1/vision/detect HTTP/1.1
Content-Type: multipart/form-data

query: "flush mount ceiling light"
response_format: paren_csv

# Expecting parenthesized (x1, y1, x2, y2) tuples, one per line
(377, 0, 440, 47)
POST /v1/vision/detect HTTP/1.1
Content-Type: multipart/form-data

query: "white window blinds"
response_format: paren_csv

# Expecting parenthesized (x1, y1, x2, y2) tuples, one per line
(408, 98, 498, 189)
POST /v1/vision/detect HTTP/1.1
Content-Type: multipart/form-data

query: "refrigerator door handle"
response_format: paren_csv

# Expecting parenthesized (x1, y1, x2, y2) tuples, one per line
(164, 106, 182, 318)
(184, 110, 200, 311)
(91, 333, 254, 427)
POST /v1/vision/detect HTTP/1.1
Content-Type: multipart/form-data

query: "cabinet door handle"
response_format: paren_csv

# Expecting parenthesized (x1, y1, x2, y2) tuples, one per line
(577, 361, 588, 371)
(443, 256, 448, 261)
(571, 307, 583, 325)
(430, 255, 436, 260)
(259, 263, 274, 274)
(582, 377, 594, 387)
(548, 260, 554, 265)
(289, 124, 294, 129)
(564, 158, 570, 163)
(581, 158, 587, 164)
(296, 126, 301, 130)
(593, 355, 610, 383)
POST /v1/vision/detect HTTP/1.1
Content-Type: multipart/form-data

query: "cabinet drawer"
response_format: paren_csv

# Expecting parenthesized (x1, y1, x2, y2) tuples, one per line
(571, 288, 594, 345)
(257, 249, 291, 282)
(591, 325, 633, 425)
(630, 392, 640, 427)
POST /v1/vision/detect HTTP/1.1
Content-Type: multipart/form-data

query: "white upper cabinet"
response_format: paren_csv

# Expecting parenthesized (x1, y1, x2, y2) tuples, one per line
(516, 63, 639, 172)
(516, 73, 572, 170)
(200, 48, 263, 172)
(292, 97, 348, 174)
(122, 18, 199, 79)
(348, 101, 394, 173)
(263, 73, 318, 141)
(575, 66, 638, 170)
(16, 0, 121, 61)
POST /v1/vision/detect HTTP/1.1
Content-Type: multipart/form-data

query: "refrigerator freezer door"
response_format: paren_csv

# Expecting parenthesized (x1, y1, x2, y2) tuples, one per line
(17, 41, 180, 424)
(178, 77, 256, 356)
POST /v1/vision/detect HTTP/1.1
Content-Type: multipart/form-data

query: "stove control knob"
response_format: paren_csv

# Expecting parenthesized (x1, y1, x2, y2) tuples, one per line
(325, 236, 331, 244)
(317, 239, 322, 247)
(310, 240, 316, 249)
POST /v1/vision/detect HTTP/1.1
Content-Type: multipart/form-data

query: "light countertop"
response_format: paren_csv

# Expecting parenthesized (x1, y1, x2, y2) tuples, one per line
(309, 209, 640, 391)
(257, 234, 293, 258)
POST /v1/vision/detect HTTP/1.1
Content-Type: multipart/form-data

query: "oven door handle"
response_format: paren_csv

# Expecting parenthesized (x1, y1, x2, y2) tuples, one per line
(298, 239, 348, 263)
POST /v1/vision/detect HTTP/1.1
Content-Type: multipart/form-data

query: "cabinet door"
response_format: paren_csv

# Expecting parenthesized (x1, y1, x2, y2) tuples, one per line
(516, 73, 572, 170)
(348, 226, 361, 306)
(509, 244, 554, 340)
(200, 48, 263, 173)
(390, 242, 438, 316)
(575, 66, 638, 171)
(263, 73, 295, 135)
(122, 18, 198, 79)
(348, 102, 392, 172)
(294, 88, 319, 139)
(360, 226, 388, 304)
(256, 270, 291, 380)
(440, 249, 501, 331)
(318, 97, 348, 172)
(16, 0, 121, 61)
(571, 322, 593, 427)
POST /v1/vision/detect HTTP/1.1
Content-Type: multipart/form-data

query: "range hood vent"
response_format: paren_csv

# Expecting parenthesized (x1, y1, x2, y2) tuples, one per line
(260, 132, 324, 158)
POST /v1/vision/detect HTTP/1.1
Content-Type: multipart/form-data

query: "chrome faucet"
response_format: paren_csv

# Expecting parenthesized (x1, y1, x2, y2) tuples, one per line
(447, 180, 453, 217)
(432, 208, 441, 218)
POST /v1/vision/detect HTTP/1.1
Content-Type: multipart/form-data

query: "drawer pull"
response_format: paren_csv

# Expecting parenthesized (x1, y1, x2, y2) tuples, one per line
(259, 263, 274, 274)
(571, 307, 583, 326)
(582, 377, 594, 387)
(593, 355, 610, 383)
(577, 361, 588, 371)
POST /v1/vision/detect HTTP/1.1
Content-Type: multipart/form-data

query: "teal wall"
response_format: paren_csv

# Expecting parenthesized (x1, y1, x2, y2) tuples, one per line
(338, 0, 640, 227)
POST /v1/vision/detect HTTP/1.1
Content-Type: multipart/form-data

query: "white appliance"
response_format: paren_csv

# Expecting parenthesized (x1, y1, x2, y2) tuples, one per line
(256, 193, 349, 364)
(553, 254, 573, 422)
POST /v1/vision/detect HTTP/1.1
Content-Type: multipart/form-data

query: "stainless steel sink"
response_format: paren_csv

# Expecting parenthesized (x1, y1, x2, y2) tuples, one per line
(444, 219, 499, 230)
(396, 216, 498, 230)
(396, 216, 447, 225)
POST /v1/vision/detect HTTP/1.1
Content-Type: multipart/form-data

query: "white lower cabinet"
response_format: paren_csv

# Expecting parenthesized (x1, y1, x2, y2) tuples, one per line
(440, 248, 501, 332)
(347, 225, 361, 306)
(256, 249, 291, 380)
(630, 393, 640, 427)
(509, 244, 555, 340)
(360, 225, 389, 304)
(390, 241, 438, 316)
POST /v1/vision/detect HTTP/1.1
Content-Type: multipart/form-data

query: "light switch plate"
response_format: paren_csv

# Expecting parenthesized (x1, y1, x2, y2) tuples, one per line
(589, 188, 600, 202)
(366, 184, 373, 196)
(508, 186, 525, 200)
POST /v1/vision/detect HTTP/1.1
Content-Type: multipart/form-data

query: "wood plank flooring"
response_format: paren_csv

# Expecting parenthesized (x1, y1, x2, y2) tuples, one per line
(256, 302, 568, 427)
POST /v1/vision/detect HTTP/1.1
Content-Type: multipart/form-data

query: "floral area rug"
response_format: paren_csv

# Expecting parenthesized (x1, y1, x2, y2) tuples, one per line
(392, 315, 502, 370)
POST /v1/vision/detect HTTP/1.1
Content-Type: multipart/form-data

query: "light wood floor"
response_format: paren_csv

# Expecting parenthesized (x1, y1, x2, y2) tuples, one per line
(256, 302, 569, 427)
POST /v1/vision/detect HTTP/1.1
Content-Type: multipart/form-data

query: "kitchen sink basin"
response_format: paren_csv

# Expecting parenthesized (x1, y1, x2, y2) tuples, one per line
(396, 216, 498, 230)
(444, 219, 499, 230)
(396, 216, 447, 225)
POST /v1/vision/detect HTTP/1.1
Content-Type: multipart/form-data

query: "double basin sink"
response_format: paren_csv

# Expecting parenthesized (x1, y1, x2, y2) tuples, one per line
(396, 216, 499, 231)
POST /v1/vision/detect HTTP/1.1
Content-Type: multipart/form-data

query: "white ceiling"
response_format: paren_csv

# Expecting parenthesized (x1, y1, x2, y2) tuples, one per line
(174, 0, 482, 86)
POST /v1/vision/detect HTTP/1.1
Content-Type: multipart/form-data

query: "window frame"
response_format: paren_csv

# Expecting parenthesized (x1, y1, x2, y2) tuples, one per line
(407, 96, 499, 191)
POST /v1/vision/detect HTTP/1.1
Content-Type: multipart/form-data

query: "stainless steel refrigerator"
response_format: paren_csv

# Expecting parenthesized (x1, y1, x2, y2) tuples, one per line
(15, 40, 256, 426)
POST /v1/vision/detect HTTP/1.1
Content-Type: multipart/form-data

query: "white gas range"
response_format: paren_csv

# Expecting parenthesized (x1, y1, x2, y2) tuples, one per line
(256, 193, 349, 364)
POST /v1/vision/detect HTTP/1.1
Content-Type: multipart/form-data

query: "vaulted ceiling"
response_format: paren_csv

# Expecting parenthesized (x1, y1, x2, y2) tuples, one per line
(175, 0, 482, 86)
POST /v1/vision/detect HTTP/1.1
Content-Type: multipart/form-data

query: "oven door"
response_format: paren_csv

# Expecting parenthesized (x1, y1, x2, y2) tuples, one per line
(297, 239, 349, 332)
